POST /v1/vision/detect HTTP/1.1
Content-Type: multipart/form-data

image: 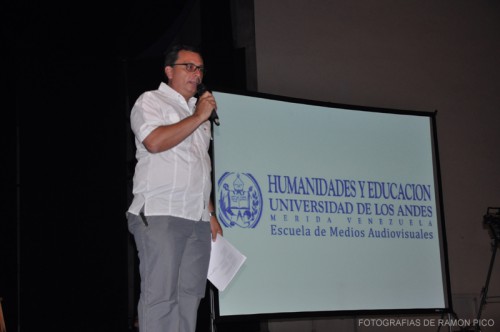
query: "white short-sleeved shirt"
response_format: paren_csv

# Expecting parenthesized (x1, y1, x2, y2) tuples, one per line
(128, 82, 212, 222)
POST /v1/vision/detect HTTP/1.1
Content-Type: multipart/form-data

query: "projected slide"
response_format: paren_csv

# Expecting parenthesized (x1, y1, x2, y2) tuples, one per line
(212, 91, 449, 319)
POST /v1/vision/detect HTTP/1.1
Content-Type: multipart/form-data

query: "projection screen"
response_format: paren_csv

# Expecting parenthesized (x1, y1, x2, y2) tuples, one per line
(211, 90, 451, 320)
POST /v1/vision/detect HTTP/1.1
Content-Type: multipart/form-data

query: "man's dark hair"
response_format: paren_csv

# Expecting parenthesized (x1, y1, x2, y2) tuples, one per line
(163, 44, 202, 69)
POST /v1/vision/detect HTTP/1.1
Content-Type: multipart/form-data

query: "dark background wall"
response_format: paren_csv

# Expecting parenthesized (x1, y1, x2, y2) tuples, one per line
(3, 1, 245, 331)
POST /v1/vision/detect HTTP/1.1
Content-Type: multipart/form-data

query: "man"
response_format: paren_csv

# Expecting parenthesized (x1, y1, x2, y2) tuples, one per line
(127, 44, 223, 332)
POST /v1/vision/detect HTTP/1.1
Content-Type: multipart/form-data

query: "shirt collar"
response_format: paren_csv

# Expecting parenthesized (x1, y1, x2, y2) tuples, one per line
(158, 82, 197, 111)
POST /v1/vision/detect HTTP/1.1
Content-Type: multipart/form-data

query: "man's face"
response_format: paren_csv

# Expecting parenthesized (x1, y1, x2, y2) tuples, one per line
(165, 50, 204, 101)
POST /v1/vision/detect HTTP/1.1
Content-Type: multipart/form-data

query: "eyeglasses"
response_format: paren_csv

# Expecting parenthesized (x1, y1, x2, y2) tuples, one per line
(171, 63, 205, 74)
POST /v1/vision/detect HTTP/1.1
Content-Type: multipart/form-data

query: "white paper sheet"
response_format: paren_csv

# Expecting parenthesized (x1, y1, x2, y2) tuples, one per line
(207, 235, 247, 292)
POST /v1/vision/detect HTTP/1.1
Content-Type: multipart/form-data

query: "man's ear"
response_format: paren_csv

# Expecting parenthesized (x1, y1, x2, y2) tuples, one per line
(164, 66, 173, 80)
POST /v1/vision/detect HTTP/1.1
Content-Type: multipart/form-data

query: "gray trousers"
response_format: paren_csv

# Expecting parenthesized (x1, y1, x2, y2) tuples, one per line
(128, 213, 212, 332)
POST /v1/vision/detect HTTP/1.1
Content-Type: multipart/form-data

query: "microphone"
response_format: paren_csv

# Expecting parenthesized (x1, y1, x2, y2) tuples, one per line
(197, 83, 220, 126)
